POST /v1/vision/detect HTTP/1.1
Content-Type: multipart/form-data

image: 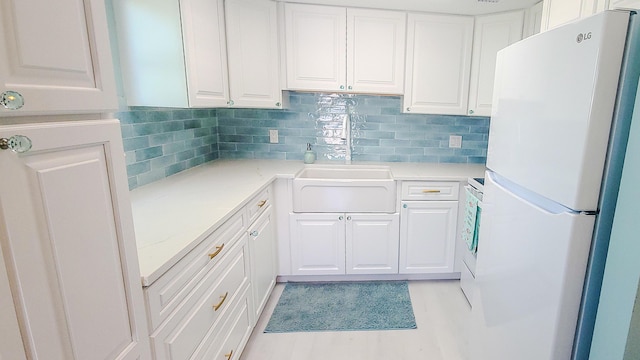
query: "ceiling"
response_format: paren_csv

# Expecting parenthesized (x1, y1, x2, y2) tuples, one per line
(276, 0, 542, 15)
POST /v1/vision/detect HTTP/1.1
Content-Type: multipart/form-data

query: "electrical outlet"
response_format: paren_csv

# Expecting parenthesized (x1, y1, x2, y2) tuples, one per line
(269, 129, 279, 143)
(449, 135, 462, 148)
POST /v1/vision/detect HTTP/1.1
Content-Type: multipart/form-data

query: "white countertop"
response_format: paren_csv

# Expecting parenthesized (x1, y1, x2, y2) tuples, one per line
(131, 159, 486, 285)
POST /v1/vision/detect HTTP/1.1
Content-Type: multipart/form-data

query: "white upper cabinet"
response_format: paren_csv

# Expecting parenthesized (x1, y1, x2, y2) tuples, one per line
(467, 10, 524, 117)
(0, 0, 117, 116)
(609, 0, 640, 9)
(403, 13, 474, 115)
(284, 4, 406, 94)
(541, 0, 609, 30)
(113, 0, 229, 108)
(180, 0, 230, 107)
(115, 0, 286, 109)
(284, 4, 347, 92)
(226, 0, 286, 108)
(524, 1, 544, 38)
(347, 9, 406, 94)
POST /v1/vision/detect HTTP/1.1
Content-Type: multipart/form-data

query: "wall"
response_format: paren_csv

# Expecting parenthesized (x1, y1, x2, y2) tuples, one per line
(121, 92, 490, 189)
(589, 83, 640, 359)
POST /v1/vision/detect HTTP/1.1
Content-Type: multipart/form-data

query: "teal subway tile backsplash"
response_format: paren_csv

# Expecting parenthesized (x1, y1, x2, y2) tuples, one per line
(217, 92, 489, 163)
(119, 92, 489, 189)
(118, 107, 218, 189)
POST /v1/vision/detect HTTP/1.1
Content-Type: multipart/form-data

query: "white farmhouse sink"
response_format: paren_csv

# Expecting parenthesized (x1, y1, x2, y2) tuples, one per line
(292, 165, 396, 213)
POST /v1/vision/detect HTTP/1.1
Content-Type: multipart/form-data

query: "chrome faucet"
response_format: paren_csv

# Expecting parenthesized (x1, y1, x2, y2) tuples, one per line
(342, 113, 352, 164)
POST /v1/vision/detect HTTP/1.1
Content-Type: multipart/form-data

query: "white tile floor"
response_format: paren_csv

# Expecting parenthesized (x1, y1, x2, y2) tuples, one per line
(240, 280, 471, 360)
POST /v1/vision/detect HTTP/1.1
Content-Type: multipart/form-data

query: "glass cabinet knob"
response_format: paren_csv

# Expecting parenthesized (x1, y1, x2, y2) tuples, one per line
(0, 135, 32, 153)
(339, 85, 345, 90)
(1, 91, 24, 110)
(469, 109, 475, 115)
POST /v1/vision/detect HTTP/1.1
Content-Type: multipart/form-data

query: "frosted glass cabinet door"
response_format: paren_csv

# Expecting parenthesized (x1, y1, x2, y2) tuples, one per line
(0, 120, 151, 360)
(284, 4, 347, 92)
(403, 13, 474, 115)
(0, 0, 117, 116)
(467, 10, 524, 117)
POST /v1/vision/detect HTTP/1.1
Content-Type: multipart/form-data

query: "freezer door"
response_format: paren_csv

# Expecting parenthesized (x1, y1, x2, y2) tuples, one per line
(470, 172, 595, 360)
(487, 11, 629, 211)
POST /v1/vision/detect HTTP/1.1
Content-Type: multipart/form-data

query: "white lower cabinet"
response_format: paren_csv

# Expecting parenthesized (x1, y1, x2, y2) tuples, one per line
(144, 186, 276, 360)
(0, 120, 151, 360)
(289, 213, 346, 275)
(346, 214, 400, 274)
(399, 181, 460, 274)
(149, 237, 250, 360)
(289, 213, 399, 275)
(248, 206, 278, 321)
(400, 201, 459, 273)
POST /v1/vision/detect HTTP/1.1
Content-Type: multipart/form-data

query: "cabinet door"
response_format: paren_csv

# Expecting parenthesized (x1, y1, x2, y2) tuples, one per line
(468, 11, 524, 117)
(0, 245, 26, 360)
(289, 213, 346, 275)
(0, 120, 150, 360)
(524, 1, 544, 38)
(610, 0, 640, 9)
(541, 0, 608, 30)
(347, 9, 406, 94)
(226, 0, 283, 108)
(248, 207, 277, 321)
(346, 213, 399, 275)
(284, 4, 347, 92)
(114, 0, 229, 108)
(399, 201, 458, 274)
(180, 0, 230, 107)
(404, 14, 474, 115)
(0, 0, 116, 116)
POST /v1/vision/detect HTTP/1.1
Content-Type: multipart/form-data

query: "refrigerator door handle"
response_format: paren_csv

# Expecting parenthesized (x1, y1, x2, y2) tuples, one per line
(488, 171, 581, 215)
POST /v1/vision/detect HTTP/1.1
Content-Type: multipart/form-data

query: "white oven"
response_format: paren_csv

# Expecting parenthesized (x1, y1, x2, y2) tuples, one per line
(460, 177, 483, 305)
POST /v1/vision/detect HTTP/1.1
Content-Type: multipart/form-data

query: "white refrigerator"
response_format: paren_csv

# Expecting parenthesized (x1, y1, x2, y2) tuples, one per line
(470, 10, 640, 360)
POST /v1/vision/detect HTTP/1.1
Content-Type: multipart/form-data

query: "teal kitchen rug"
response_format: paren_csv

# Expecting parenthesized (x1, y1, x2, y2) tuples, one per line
(264, 281, 417, 333)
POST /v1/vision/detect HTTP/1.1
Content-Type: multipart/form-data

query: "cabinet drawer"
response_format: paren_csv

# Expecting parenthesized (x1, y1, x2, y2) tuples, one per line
(150, 240, 249, 360)
(247, 186, 271, 225)
(145, 211, 246, 330)
(193, 287, 252, 360)
(401, 181, 460, 201)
